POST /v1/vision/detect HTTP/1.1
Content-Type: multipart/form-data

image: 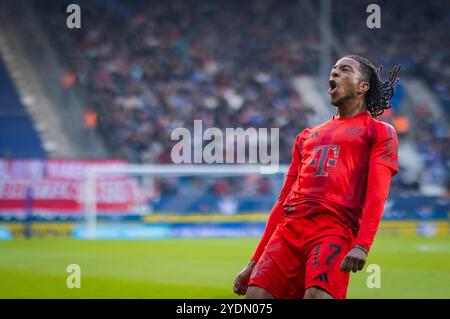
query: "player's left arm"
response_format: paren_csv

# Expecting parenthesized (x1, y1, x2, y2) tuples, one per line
(341, 123, 399, 273)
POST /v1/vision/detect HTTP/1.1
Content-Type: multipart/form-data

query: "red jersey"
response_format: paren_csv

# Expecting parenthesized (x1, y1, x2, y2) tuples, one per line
(283, 110, 398, 235)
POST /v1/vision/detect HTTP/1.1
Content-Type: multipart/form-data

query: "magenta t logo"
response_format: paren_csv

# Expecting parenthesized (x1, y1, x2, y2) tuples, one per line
(310, 145, 340, 176)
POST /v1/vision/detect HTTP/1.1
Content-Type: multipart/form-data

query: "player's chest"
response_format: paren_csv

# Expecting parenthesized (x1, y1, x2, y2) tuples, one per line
(301, 123, 370, 158)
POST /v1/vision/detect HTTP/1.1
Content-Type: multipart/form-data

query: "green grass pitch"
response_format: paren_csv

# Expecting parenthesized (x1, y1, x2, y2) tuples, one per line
(0, 234, 449, 298)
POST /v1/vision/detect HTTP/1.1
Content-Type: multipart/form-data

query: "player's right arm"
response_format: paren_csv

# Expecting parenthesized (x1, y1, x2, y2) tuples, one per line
(233, 131, 304, 295)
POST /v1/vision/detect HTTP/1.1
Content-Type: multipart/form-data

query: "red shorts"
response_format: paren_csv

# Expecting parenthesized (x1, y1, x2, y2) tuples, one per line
(248, 213, 354, 299)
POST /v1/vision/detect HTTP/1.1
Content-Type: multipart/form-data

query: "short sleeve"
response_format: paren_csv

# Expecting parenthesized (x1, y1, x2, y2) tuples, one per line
(370, 122, 399, 176)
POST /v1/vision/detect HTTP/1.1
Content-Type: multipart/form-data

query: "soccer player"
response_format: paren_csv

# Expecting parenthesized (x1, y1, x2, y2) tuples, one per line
(233, 55, 401, 299)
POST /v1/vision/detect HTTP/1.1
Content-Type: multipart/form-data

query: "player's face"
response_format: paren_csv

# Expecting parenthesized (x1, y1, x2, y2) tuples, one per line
(328, 58, 363, 107)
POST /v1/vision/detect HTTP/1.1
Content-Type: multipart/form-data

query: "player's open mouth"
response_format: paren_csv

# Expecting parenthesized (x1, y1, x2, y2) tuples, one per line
(328, 80, 337, 95)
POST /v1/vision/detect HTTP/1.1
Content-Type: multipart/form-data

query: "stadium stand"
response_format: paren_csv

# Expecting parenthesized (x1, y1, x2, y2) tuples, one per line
(2, 0, 450, 196)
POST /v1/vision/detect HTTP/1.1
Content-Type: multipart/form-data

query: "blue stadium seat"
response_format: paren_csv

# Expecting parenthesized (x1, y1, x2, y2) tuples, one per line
(0, 59, 46, 158)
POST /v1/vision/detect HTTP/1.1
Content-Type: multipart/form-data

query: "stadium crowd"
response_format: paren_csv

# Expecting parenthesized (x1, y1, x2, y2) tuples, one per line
(334, 0, 450, 196)
(36, 0, 450, 196)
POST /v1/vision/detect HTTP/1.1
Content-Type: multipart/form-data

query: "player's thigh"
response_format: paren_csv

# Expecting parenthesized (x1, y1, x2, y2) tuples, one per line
(245, 285, 275, 299)
(248, 219, 305, 299)
(304, 234, 351, 299)
(303, 286, 334, 299)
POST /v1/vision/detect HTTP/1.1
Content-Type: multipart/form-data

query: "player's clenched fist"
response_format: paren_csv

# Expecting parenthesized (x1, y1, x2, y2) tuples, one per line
(340, 245, 368, 273)
(233, 260, 256, 295)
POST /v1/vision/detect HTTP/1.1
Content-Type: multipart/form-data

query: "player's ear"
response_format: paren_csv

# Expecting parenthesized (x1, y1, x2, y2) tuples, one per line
(358, 80, 370, 95)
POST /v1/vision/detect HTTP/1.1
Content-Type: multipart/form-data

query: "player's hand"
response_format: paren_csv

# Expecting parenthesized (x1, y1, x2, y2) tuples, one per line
(233, 260, 256, 295)
(340, 245, 367, 273)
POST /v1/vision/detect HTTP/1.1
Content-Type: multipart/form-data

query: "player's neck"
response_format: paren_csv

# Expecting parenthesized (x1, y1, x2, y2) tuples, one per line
(335, 99, 367, 118)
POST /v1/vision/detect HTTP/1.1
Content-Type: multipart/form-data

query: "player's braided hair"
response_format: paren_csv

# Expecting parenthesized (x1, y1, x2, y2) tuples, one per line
(345, 55, 401, 118)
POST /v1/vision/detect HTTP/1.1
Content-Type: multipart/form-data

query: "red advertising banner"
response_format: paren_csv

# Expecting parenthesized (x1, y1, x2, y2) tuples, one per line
(0, 159, 147, 219)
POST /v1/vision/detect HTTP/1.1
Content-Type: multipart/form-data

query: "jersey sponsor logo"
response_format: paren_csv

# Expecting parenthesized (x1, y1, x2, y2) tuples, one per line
(309, 145, 340, 176)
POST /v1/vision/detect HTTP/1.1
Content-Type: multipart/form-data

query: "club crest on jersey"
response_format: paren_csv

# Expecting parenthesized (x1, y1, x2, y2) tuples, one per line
(344, 126, 364, 137)
(309, 145, 340, 176)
